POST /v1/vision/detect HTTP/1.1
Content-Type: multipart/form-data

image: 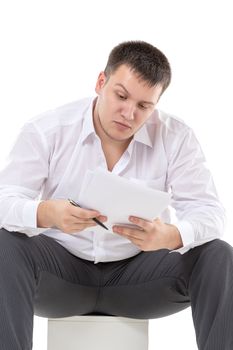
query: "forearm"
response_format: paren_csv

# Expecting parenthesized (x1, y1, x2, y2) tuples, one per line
(0, 194, 46, 236)
(174, 207, 226, 248)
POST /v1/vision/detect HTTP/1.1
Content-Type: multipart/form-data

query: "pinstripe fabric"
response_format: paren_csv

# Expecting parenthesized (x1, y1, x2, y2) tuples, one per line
(0, 228, 233, 349)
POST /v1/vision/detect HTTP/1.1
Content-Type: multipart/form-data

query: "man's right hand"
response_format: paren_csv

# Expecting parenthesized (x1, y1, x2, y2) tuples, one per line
(37, 199, 107, 234)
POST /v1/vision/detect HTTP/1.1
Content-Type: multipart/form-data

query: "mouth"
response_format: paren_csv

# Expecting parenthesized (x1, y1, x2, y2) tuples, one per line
(114, 121, 132, 130)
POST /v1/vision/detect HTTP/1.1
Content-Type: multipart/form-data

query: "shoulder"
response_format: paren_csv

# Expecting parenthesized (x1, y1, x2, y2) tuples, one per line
(145, 109, 193, 147)
(153, 110, 203, 160)
(23, 97, 94, 135)
(154, 109, 191, 135)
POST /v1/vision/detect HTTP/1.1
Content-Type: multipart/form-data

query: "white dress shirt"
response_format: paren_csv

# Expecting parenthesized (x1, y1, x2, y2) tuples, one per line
(0, 97, 225, 263)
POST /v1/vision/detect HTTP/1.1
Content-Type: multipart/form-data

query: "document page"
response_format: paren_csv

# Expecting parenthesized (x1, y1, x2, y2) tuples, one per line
(78, 169, 170, 232)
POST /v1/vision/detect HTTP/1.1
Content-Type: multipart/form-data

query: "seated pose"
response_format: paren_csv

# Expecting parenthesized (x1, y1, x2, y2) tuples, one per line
(0, 40, 232, 350)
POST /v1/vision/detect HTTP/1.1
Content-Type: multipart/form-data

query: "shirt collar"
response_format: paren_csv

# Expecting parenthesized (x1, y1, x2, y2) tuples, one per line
(80, 97, 97, 144)
(133, 123, 153, 148)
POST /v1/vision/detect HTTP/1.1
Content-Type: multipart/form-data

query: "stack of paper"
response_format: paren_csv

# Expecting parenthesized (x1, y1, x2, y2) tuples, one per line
(78, 169, 170, 232)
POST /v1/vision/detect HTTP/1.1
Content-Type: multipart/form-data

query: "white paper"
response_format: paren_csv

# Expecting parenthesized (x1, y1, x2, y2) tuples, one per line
(78, 169, 170, 233)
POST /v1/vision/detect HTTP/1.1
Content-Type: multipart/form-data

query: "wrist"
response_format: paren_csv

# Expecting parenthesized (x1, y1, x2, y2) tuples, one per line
(167, 224, 183, 250)
(37, 200, 54, 228)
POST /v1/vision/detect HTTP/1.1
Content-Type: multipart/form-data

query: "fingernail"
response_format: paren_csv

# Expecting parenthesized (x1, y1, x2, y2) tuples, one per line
(129, 216, 137, 222)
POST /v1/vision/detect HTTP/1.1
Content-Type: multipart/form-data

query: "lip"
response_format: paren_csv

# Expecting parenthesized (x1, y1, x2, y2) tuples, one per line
(114, 121, 132, 129)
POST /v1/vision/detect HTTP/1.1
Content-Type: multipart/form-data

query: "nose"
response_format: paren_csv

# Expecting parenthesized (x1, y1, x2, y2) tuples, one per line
(121, 102, 135, 121)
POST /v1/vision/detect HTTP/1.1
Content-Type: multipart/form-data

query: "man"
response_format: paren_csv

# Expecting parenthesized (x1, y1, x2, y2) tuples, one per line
(0, 41, 232, 350)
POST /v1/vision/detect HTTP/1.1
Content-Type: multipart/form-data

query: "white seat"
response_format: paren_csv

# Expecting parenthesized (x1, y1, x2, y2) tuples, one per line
(47, 315, 149, 350)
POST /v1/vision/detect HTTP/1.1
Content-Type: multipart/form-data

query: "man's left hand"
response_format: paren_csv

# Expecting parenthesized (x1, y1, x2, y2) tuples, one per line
(112, 217, 183, 251)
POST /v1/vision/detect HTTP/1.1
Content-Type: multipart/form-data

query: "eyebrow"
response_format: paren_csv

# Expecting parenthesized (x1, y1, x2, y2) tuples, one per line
(115, 83, 155, 106)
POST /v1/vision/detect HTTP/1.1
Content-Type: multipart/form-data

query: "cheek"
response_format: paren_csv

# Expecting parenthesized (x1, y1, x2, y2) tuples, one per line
(99, 92, 127, 117)
(98, 97, 117, 122)
(101, 93, 117, 111)
(106, 99, 123, 115)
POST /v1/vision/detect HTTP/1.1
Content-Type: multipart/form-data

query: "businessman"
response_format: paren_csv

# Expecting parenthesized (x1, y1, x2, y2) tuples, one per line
(0, 40, 232, 350)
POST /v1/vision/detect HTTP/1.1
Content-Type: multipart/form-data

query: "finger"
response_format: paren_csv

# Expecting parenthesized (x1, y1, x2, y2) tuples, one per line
(69, 216, 98, 225)
(112, 226, 145, 248)
(112, 225, 144, 241)
(128, 216, 153, 231)
(96, 215, 107, 222)
(70, 207, 101, 219)
(70, 214, 107, 224)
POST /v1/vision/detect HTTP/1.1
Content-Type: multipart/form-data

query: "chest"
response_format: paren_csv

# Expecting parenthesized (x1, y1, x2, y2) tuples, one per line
(45, 137, 168, 200)
(102, 145, 126, 171)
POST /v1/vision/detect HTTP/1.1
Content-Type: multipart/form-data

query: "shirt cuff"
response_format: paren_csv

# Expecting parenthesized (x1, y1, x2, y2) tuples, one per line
(174, 220, 195, 247)
(22, 199, 43, 228)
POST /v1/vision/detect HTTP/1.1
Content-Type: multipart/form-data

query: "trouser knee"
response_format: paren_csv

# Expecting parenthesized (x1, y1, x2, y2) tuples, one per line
(0, 229, 36, 276)
(196, 239, 233, 266)
(189, 239, 233, 294)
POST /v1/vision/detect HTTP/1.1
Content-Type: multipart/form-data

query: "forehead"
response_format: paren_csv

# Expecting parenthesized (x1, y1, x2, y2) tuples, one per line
(106, 64, 162, 102)
(108, 64, 146, 84)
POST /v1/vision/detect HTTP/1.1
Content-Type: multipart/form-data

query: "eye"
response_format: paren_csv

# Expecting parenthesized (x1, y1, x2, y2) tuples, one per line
(138, 103, 147, 110)
(116, 92, 127, 100)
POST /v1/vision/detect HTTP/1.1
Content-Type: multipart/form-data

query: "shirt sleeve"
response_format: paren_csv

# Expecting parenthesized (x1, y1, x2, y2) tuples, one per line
(166, 126, 226, 253)
(0, 122, 50, 236)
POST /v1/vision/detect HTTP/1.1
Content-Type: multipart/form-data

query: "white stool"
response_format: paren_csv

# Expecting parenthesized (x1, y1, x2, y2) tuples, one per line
(47, 316, 149, 350)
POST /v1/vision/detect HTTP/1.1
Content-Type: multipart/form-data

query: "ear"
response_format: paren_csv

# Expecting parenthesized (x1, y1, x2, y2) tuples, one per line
(95, 71, 107, 94)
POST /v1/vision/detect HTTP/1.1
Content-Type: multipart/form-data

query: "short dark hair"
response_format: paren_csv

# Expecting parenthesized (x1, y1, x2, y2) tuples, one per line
(104, 41, 171, 94)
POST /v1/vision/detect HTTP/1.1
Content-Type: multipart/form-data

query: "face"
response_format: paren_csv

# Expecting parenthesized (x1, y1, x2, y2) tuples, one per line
(94, 64, 162, 146)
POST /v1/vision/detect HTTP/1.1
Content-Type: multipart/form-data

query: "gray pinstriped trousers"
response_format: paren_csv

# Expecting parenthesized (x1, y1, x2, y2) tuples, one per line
(0, 228, 233, 349)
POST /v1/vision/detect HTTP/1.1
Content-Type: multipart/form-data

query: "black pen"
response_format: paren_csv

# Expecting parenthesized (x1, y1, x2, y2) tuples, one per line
(68, 198, 108, 230)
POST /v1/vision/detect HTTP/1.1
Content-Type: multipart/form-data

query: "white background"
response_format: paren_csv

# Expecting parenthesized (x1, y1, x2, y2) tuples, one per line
(0, 1, 232, 349)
